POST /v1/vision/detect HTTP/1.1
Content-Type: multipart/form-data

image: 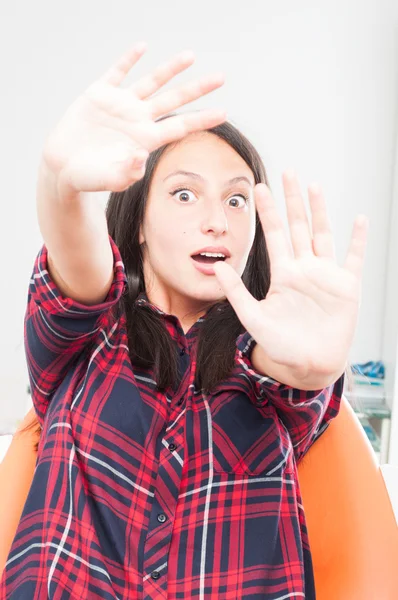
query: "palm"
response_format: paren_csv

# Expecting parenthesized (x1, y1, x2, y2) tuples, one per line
(42, 42, 226, 193)
(214, 173, 368, 374)
(254, 254, 360, 370)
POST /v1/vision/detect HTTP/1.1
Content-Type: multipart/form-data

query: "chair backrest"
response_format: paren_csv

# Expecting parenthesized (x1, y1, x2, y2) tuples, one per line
(298, 396, 398, 599)
(1, 398, 397, 597)
(0, 408, 39, 575)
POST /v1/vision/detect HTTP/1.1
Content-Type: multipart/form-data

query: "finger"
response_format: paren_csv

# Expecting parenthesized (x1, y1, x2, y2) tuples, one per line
(153, 108, 227, 147)
(282, 171, 313, 258)
(254, 183, 293, 264)
(343, 215, 369, 277)
(308, 182, 336, 259)
(100, 42, 148, 86)
(213, 261, 261, 331)
(98, 149, 151, 192)
(130, 50, 196, 99)
(120, 148, 150, 179)
(148, 72, 225, 118)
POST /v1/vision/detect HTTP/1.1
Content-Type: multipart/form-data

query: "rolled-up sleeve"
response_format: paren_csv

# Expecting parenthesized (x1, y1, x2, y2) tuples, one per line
(236, 331, 344, 463)
(24, 235, 127, 425)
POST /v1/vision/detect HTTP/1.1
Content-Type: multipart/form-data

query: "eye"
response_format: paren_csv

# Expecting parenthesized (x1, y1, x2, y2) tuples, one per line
(226, 194, 249, 209)
(170, 188, 196, 203)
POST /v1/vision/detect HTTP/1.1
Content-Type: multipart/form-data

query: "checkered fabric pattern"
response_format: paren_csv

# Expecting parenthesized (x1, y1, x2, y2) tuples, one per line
(0, 236, 343, 599)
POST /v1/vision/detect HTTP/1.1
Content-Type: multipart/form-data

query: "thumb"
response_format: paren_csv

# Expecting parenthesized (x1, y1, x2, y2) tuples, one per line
(213, 261, 260, 330)
(125, 148, 149, 177)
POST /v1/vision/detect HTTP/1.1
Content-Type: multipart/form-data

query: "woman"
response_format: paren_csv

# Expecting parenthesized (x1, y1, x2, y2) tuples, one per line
(0, 42, 368, 599)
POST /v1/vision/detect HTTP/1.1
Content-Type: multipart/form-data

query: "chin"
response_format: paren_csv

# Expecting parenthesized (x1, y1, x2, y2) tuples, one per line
(183, 283, 226, 304)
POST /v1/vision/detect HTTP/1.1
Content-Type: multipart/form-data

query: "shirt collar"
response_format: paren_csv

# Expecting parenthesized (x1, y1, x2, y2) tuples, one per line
(134, 290, 225, 338)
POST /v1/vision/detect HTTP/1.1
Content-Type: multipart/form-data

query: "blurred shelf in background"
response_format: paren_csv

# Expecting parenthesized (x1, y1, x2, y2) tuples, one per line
(345, 373, 391, 464)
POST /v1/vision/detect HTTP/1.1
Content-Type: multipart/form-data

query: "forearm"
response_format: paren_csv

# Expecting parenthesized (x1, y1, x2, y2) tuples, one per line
(251, 342, 345, 390)
(36, 159, 114, 305)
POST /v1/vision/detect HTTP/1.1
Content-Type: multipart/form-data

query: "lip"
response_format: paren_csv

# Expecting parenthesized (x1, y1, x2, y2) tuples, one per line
(190, 246, 231, 258)
(191, 256, 220, 276)
(190, 246, 231, 276)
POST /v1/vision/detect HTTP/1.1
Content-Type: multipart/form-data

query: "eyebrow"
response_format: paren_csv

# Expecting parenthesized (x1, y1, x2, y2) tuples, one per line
(163, 170, 254, 187)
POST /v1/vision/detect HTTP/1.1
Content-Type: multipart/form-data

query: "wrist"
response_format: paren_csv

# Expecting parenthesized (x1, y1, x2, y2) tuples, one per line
(251, 343, 345, 390)
(38, 158, 80, 204)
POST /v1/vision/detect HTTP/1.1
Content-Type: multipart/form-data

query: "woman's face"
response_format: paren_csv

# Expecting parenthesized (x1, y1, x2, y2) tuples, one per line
(139, 132, 256, 319)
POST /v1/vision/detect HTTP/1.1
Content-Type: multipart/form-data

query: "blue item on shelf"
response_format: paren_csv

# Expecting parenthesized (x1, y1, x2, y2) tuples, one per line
(351, 361, 385, 379)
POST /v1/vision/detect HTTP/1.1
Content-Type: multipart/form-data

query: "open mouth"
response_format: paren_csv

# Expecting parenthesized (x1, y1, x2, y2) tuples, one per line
(191, 254, 227, 264)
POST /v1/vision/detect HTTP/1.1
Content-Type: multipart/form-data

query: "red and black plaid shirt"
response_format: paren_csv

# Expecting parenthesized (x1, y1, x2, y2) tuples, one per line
(0, 236, 343, 599)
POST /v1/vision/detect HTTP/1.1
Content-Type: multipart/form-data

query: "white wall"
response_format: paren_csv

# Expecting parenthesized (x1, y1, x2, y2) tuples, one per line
(1, 0, 398, 427)
(382, 105, 398, 462)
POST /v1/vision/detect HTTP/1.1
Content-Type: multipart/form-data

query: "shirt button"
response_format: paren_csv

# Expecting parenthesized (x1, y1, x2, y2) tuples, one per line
(157, 513, 167, 523)
(151, 570, 160, 580)
(179, 347, 185, 356)
(168, 443, 177, 451)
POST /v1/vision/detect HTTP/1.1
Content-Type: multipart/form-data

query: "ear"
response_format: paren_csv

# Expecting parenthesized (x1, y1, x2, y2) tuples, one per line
(139, 225, 145, 245)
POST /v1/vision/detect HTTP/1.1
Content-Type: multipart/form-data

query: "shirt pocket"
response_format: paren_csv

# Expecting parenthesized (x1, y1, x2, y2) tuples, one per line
(209, 388, 294, 476)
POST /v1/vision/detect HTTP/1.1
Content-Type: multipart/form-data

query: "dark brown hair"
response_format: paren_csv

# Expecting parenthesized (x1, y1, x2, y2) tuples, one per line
(22, 118, 272, 450)
(106, 119, 270, 394)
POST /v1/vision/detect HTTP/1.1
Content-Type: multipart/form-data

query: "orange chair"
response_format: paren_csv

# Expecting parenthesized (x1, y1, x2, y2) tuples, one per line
(1, 397, 397, 598)
(299, 397, 398, 599)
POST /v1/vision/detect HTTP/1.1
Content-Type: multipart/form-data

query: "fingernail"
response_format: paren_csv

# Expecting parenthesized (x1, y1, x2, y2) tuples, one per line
(357, 215, 369, 227)
(179, 50, 195, 62)
(211, 72, 226, 84)
(215, 109, 228, 120)
(284, 169, 297, 180)
(309, 182, 321, 194)
(135, 41, 148, 53)
(136, 150, 149, 164)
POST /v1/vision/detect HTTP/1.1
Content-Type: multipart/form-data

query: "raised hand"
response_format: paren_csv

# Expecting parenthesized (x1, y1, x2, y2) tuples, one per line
(42, 42, 226, 195)
(213, 172, 369, 377)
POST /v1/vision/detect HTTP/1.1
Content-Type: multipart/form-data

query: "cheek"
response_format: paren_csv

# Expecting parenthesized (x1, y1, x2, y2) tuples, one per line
(232, 211, 256, 249)
(146, 213, 188, 261)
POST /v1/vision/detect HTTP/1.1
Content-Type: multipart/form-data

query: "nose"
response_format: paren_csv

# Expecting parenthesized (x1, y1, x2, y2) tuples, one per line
(201, 202, 229, 236)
